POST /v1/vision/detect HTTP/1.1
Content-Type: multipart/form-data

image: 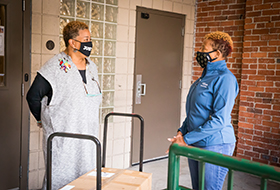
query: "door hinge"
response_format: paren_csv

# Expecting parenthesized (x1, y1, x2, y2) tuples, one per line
(22, 0, 25, 11)
(179, 80, 182, 89)
(19, 166, 22, 179)
(181, 28, 185, 37)
(21, 83, 24, 97)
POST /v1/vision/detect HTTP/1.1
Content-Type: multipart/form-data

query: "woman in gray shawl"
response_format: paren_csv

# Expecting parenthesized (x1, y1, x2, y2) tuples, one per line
(27, 21, 101, 189)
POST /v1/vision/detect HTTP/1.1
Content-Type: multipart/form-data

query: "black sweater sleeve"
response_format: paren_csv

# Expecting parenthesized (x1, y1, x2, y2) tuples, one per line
(26, 73, 52, 121)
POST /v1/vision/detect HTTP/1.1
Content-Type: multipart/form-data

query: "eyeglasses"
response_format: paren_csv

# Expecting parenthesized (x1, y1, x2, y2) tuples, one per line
(83, 77, 102, 97)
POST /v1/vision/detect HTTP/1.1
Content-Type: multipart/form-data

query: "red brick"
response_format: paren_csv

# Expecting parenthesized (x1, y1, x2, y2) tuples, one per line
(251, 53, 267, 57)
(208, 0, 222, 6)
(272, 99, 280, 105)
(215, 16, 227, 21)
(270, 28, 280, 34)
(255, 104, 272, 109)
(273, 105, 280, 111)
(249, 64, 258, 69)
(208, 11, 222, 16)
(266, 87, 280, 93)
(252, 29, 270, 35)
(257, 82, 273, 87)
(272, 116, 280, 122)
(245, 151, 260, 158)
(269, 41, 280, 46)
(258, 58, 275, 63)
(197, 12, 208, 17)
(239, 121, 254, 129)
(229, 4, 245, 9)
(263, 110, 280, 116)
(254, 16, 271, 22)
(266, 76, 280, 81)
(251, 41, 267, 47)
(261, 34, 278, 40)
(221, 21, 235, 26)
(262, 47, 277, 55)
(243, 47, 258, 52)
(256, 23, 265, 28)
(247, 11, 262, 17)
(253, 147, 269, 154)
(197, 1, 207, 7)
(264, 132, 280, 139)
(248, 75, 265, 80)
(242, 59, 257, 63)
(247, 108, 263, 114)
(272, 16, 280, 21)
(236, 154, 252, 160)
(202, 7, 214, 12)
(271, 127, 280, 134)
(223, 0, 236, 3)
(258, 70, 275, 75)
(248, 86, 264, 92)
(271, 150, 280, 157)
(254, 4, 271, 10)
(237, 143, 253, 151)
(207, 22, 220, 27)
(239, 111, 254, 118)
(263, 10, 280, 15)
(244, 35, 259, 41)
(235, 20, 244, 26)
(215, 5, 228, 11)
(252, 158, 269, 164)
(222, 10, 236, 15)
(197, 23, 207, 27)
(254, 114, 271, 121)
(265, 0, 280, 3)
(246, 0, 262, 5)
(237, 149, 244, 154)
(255, 125, 271, 131)
(254, 130, 263, 136)
(268, 65, 276, 70)
(242, 80, 256, 86)
(266, 22, 274, 28)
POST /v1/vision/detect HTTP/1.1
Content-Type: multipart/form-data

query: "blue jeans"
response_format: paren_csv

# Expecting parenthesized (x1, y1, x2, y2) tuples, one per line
(188, 143, 235, 190)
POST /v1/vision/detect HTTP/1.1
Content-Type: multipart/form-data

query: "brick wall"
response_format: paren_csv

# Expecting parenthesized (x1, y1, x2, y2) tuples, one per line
(237, 0, 280, 166)
(194, 0, 245, 137)
(195, 0, 280, 166)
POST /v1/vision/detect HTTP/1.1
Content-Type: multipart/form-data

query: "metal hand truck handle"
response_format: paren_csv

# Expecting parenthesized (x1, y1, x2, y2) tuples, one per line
(47, 132, 102, 190)
(102, 112, 144, 172)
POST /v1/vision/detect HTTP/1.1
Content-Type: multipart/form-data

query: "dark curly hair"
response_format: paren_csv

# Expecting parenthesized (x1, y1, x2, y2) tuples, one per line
(204, 31, 233, 58)
(63, 21, 89, 47)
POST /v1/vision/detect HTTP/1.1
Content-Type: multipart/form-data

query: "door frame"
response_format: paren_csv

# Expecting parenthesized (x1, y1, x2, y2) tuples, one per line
(131, 6, 185, 165)
(21, 0, 31, 189)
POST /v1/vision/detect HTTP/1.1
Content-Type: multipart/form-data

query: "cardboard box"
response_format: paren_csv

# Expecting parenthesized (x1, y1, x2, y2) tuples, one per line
(60, 168, 152, 190)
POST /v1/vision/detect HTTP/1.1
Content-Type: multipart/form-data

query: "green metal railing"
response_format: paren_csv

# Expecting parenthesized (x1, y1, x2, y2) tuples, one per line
(166, 143, 280, 190)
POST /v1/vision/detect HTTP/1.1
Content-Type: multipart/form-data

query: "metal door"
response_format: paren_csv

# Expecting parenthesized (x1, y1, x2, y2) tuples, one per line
(0, 0, 30, 189)
(132, 7, 185, 163)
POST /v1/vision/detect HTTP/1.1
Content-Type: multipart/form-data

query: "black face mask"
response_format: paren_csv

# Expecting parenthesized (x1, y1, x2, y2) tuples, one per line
(73, 39, 92, 57)
(196, 50, 217, 68)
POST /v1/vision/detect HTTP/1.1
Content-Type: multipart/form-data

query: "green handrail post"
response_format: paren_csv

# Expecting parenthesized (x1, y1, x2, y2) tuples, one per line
(227, 169, 234, 190)
(261, 178, 267, 190)
(198, 162, 205, 190)
(167, 147, 180, 190)
(166, 143, 280, 190)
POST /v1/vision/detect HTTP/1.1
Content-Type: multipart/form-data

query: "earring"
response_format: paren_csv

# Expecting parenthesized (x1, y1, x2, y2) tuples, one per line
(73, 47, 77, 52)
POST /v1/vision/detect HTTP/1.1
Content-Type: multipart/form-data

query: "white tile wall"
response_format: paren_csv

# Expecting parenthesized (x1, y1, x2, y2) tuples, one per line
(29, 0, 195, 188)
(163, 1, 173, 12)
(153, 0, 163, 10)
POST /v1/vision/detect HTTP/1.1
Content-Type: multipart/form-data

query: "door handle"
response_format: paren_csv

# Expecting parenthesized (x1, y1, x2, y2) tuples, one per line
(135, 75, 146, 104)
(139, 83, 146, 96)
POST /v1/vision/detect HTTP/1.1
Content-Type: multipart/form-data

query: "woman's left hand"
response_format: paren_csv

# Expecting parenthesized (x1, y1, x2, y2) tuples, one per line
(166, 134, 187, 154)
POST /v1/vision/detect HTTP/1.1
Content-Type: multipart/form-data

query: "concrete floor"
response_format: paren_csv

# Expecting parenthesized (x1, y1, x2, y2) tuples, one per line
(130, 158, 280, 190)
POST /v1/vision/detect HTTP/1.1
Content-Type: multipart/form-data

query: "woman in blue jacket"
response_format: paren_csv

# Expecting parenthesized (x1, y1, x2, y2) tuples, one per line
(168, 31, 239, 190)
